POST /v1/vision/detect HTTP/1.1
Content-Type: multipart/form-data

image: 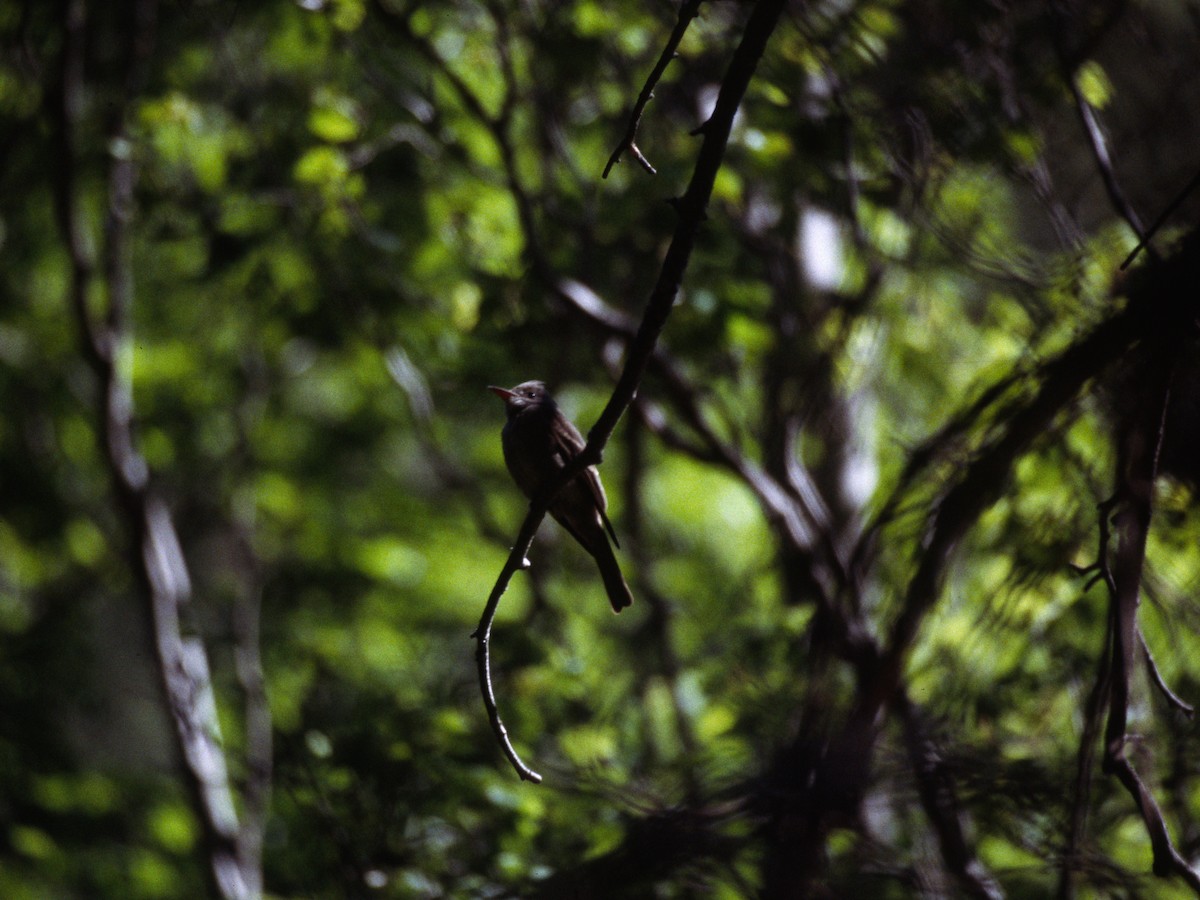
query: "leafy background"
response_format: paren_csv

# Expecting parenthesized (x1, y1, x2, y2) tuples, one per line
(2, 0, 1200, 897)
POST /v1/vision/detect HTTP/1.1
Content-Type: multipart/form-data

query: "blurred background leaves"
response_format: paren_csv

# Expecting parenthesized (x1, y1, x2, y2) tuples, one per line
(2, 0, 1200, 897)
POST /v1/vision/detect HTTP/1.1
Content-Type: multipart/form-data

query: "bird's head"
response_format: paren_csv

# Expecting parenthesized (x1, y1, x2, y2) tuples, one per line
(488, 380, 551, 416)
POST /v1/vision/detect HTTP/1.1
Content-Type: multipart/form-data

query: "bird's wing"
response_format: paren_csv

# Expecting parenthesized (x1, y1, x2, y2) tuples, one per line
(587, 467, 620, 547)
(549, 415, 621, 548)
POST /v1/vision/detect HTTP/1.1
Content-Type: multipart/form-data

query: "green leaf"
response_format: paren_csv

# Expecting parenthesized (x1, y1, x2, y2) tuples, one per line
(1075, 60, 1113, 109)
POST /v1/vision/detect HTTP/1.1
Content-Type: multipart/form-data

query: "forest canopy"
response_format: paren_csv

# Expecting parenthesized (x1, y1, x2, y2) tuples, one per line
(2, 0, 1200, 897)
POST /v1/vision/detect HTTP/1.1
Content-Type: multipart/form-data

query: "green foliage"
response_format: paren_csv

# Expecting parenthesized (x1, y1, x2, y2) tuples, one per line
(2, 0, 1199, 897)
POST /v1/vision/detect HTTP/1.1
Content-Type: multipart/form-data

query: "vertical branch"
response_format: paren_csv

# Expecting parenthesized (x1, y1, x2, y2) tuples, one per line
(51, 2, 258, 896)
(1103, 363, 1168, 746)
(1101, 356, 1200, 888)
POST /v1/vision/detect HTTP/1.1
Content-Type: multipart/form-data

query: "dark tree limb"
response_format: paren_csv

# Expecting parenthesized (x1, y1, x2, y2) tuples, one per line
(782, 284, 1174, 878)
(1100, 353, 1200, 888)
(475, 0, 789, 780)
(602, 0, 704, 178)
(850, 368, 1027, 587)
(1103, 375, 1167, 760)
(588, 0, 787, 450)
(529, 804, 744, 897)
(1069, 495, 1118, 594)
(1062, 237, 1200, 894)
(1107, 758, 1200, 890)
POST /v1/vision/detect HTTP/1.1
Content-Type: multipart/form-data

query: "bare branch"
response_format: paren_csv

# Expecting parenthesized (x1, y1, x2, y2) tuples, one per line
(1103, 365, 1171, 754)
(471, 530, 544, 783)
(1059, 577, 1114, 900)
(850, 367, 1025, 585)
(1140, 628, 1194, 718)
(557, 278, 874, 657)
(602, 0, 704, 178)
(1106, 757, 1200, 889)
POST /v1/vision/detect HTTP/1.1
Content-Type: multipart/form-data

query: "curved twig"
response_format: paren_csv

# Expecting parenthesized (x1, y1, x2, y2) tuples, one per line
(1140, 628, 1195, 718)
(472, 517, 545, 783)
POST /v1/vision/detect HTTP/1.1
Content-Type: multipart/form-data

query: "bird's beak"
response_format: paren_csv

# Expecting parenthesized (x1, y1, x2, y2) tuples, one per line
(488, 385, 515, 401)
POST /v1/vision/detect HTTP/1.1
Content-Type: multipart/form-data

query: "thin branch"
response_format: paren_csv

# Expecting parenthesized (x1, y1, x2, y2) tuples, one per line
(850, 368, 1027, 585)
(1069, 495, 1118, 595)
(1106, 757, 1200, 890)
(1067, 72, 1155, 260)
(1120, 166, 1200, 270)
(471, 526, 544, 783)
(1140, 628, 1194, 718)
(475, 0, 789, 779)
(602, 0, 704, 178)
(376, 4, 548, 282)
(1104, 369, 1171, 753)
(557, 278, 875, 659)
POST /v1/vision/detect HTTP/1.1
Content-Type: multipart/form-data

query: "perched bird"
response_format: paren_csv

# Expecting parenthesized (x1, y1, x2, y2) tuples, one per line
(489, 381, 634, 612)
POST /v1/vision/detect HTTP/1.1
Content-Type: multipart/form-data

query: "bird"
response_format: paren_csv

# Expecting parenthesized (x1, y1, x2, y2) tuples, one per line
(489, 381, 634, 613)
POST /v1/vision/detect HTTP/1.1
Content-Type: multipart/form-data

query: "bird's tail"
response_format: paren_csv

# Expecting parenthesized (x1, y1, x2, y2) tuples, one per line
(592, 536, 634, 613)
